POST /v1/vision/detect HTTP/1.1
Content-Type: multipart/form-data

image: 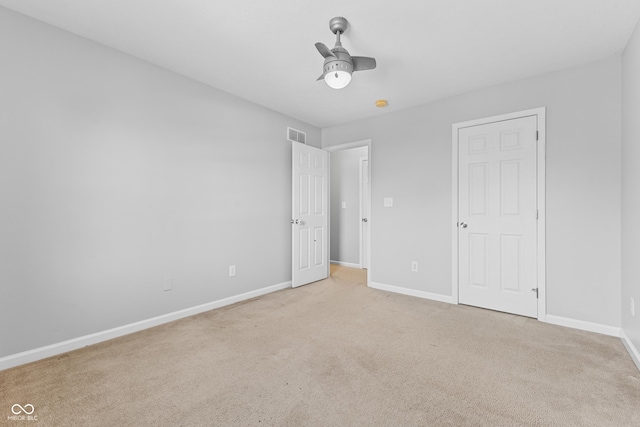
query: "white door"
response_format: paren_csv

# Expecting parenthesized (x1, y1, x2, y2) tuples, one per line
(458, 115, 538, 317)
(292, 142, 329, 287)
(360, 158, 369, 269)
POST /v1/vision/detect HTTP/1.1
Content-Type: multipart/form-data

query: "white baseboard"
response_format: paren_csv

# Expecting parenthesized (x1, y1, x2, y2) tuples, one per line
(367, 284, 624, 340)
(620, 330, 640, 372)
(0, 281, 291, 372)
(544, 315, 620, 337)
(330, 260, 361, 268)
(369, 281, 455, 304)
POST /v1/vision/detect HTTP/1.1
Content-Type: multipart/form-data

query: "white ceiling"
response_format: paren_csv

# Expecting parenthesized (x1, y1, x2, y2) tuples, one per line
(1, 0, 639, 128)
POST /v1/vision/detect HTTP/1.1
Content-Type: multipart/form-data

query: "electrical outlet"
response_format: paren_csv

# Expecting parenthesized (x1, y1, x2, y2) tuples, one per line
(164, 277, 172, 291)
(632, 297, 635, 317)
(229, 265, 236, 277)
(411, 261, 419, 272)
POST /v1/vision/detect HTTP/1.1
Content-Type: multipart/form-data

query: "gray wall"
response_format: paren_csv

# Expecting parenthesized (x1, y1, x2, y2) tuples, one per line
(0, 7, 320, 358)
(323, 58, 622, 327)
(622, 20, 640, 354)
(330, 147, 368, 265)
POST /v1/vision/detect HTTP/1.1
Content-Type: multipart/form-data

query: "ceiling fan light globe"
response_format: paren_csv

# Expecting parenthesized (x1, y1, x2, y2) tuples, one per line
(324, 70, 352, 89)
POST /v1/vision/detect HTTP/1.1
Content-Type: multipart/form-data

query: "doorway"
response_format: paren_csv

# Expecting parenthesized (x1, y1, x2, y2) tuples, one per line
(326, 140, 372, 284)
(452, 108, 546, 319)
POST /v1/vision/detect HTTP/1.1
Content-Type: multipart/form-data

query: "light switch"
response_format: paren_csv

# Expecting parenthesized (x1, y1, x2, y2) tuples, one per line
(384, 197, 393, 207)
(341, 201, 347, 209)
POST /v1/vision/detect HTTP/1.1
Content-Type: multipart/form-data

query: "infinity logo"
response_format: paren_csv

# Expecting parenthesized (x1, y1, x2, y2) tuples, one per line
(11, 404, 34, 415)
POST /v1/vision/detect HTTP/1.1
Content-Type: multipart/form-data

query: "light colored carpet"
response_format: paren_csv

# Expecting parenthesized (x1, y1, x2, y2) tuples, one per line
(1, 265, 639, 426)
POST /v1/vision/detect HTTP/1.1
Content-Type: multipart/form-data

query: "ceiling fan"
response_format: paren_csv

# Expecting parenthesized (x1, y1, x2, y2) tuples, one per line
(315, 17, 377, 89)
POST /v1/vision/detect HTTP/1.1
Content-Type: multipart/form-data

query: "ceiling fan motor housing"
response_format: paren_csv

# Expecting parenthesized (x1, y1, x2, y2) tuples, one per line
(323, 48, 353, 77)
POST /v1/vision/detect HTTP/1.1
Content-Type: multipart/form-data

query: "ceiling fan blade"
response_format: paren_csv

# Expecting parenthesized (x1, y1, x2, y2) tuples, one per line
(315, 42, 336, 58)
(352, 56, 377, 71)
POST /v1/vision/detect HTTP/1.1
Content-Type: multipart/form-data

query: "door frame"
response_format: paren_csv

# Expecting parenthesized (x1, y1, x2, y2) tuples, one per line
(325, 139, 372, 287)
(451, 108, 546, 321)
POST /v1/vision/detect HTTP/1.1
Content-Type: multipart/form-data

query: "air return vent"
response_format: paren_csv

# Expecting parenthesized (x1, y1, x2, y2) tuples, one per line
(287, 127, 306, 144)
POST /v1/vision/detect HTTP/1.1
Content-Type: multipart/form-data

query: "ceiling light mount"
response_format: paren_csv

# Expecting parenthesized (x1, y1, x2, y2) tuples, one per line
(329, 16, 349, 35)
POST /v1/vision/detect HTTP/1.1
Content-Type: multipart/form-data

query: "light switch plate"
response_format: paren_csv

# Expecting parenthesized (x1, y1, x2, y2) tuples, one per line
(384, 197, 393, 207)
(342, 201, 346, 209)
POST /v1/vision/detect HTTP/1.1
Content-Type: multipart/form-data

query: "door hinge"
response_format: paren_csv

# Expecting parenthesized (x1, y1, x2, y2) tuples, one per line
(536, 210, 539, 220)
(531, 288, 538, 298)
(536, 131, 539, 141)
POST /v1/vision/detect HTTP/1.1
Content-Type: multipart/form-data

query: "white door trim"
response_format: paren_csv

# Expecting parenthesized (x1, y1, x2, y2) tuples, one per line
(451, 108, 546, 320)
(325, 140, 372, 287)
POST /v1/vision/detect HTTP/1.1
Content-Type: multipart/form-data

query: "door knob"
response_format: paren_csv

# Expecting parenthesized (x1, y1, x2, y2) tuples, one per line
(460, 222, 468, 228)
(362, 218, 368, 222)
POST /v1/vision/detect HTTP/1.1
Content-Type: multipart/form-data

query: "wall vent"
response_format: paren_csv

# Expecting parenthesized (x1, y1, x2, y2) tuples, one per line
(287, 127, 306, 144)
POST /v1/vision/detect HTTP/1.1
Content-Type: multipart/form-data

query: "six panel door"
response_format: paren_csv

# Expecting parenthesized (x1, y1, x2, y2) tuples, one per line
(292, 142, 329, 287)
(458, 116, 538, 318)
